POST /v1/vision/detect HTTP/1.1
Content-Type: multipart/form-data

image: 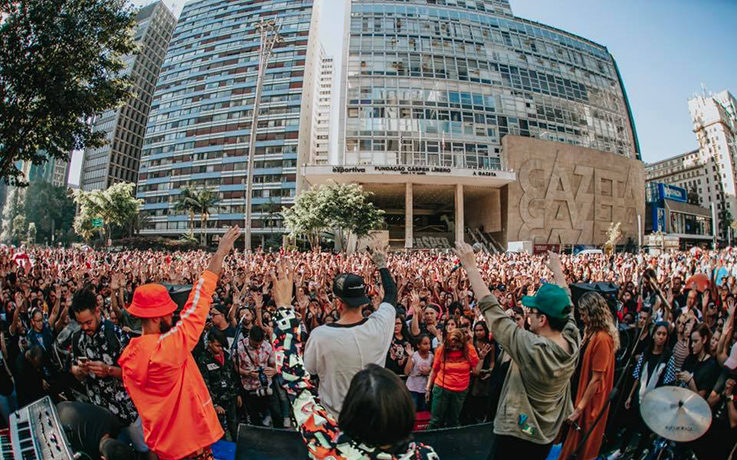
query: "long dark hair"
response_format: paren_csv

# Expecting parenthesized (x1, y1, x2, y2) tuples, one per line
(473, 321, 490, 347)
(690, 322, 712, 355)
(339, 364, 415, 448)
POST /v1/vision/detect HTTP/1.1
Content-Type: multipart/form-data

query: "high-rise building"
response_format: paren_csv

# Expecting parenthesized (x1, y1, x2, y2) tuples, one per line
(136, 0, 322, 245)
(335, 0, 639, 169)
(304, 0, 641, 249)
(80, 1, 176, 191)
(689, 90, 737, 239)
(646, 90, 737, 241)
(27, 155, 70, 187)
(645, 149, 707, 204)
(310, 47, 334, 164)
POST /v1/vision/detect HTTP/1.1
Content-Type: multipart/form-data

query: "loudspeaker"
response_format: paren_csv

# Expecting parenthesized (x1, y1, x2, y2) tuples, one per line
(234, 422, 495, 460)
(569, 282, 619, 311)
(160, 284, 192, 312)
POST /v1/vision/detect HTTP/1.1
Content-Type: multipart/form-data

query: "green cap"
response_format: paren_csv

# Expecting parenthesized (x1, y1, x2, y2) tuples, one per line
(521, 283, 571, 319)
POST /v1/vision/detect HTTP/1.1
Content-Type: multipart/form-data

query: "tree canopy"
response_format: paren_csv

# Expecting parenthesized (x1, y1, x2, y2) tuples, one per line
(73, 182, 142, 242)
(173, 187, 219, 245)
(24, 181, 76, 243)
(0, 0, 136, 185)
(283, 182, 384, 250)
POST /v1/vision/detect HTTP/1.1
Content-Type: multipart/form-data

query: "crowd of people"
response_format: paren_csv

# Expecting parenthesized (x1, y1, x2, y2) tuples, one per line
(0, 236, 735, 459)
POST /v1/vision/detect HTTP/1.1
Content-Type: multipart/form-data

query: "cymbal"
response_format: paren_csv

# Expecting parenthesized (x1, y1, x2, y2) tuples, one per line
(640, 386, 712, 442)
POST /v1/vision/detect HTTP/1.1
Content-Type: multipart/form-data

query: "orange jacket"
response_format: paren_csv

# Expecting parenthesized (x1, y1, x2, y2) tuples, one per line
(118, 270, 223, 459)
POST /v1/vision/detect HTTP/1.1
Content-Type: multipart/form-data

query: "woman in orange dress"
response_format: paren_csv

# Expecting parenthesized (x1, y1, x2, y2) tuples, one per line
(559, 292, 619, 460)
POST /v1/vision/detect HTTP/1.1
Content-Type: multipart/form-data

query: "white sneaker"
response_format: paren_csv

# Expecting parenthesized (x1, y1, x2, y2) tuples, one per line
(606, 449, 622, 460)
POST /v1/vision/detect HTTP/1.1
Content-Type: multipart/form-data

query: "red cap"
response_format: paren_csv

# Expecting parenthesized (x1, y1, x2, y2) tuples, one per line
(127, 284, 178, 319)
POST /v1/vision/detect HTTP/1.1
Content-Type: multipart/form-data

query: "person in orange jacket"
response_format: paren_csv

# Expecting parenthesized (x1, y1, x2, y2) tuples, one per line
(118, 226, 240, 460)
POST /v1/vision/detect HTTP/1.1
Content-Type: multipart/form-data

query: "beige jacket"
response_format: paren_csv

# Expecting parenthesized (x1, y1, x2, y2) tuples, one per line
(480, 294, 580, 445)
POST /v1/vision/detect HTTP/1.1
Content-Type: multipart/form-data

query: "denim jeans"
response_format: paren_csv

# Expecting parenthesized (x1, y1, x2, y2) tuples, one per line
(428, 385, 468, 429)
(409, 391, 428, 412)
(0, 391, 17, 428)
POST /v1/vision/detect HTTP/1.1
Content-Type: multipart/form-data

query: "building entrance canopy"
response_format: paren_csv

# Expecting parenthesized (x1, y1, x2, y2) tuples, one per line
(303, 165, 515, 249)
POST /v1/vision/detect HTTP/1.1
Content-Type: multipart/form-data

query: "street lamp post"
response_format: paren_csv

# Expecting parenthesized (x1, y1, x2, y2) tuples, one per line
(244, 19, 282, 251)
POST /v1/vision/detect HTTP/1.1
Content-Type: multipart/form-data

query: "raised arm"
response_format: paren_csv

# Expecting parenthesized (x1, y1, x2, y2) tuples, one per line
(409, 292, 421, 337)
(47, 289, 62, 328)
(109, 273, 123, 319)
(9, 293, 23, 337)
(369, 245, 397, 307)
(455, 242, 541, 366)
(156, 227, 240, 362)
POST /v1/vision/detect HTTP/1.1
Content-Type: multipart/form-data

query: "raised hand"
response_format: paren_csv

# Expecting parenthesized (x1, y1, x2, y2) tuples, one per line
(217, 226, 241, 255)
(272, 259, 293, 307)
(454, 241, 477, 270)
(367, 240, 388, 269)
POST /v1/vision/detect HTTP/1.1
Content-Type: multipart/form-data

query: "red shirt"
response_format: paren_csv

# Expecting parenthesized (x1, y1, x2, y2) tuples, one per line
(432, 342, 479, 392)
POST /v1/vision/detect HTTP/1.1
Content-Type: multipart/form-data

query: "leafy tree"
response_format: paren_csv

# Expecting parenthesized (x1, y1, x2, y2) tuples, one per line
(719, 208, 732, 245)
(0, 0, 136, 185)
(173, 187, 219, 246)
(192, 189, 219, 246)
(26, 222, 36, 244)
(283, 182, 384, 251)
(24, 181, 75, 244)
(0, 187, 24, 243)
(174, 187, 198, 236)
(73, 182, 141, 243)
(282, 187, 327, 249)
(11, 214, 26, 245)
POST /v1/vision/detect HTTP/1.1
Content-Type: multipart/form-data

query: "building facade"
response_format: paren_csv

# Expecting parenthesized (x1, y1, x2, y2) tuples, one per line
(136, 0, 322, 245)
(80, 1, 176, 191)
(27, 155, 70, 188)
(689, 90, 737, 240)
(310, 47, 334, 164)
(645, 149, 707, 205)
(646, 90, 737, 242)
(305, 0, 640, 249)
(644, 182, 712, 249)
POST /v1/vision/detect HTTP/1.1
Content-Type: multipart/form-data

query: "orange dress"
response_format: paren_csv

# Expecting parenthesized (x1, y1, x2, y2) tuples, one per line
(559, 331, 615, 460)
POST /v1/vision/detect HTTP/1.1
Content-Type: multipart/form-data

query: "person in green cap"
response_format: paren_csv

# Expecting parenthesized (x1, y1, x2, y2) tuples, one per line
(455, 242, 580, 460)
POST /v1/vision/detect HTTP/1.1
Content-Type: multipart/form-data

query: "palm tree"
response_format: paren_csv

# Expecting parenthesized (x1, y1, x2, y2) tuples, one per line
(174, 187, 198, 237)
(192, 189, 219, 246)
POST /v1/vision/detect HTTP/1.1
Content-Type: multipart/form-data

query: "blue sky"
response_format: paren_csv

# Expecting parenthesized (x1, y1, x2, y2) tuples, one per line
(70, 0, 736, 184)
(320, 0, 737, 163)
(509, 0, 737, 162)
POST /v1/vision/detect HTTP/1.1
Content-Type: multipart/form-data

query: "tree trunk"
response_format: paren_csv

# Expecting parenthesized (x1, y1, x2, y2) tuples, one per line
(200, 214, 207, 247)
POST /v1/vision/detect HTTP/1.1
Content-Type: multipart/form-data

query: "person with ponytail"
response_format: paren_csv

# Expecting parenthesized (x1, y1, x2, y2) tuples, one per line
(558, 292, 619, 460)
(425, 328, 487, 428)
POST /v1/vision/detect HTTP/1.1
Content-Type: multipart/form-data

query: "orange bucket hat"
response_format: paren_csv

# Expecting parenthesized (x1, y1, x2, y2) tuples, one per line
(128, 284, 178, 318)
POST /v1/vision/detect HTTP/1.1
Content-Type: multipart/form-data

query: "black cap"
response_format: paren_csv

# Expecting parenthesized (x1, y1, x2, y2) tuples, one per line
(212, 303, 227, 316)
(333, 273, 371, 308)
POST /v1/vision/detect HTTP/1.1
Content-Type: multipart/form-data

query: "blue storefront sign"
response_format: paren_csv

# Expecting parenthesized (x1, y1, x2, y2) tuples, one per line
(657, 183, 687, 203)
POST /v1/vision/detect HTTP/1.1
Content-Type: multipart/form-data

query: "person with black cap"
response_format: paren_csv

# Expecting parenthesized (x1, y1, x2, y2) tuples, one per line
(303, 245, 397, 419)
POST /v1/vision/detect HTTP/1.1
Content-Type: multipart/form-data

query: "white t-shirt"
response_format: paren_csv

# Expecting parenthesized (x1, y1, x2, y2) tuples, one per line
(303, 303, 395, 418)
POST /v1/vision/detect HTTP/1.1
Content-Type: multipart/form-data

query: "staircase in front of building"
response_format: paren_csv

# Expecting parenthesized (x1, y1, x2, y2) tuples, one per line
(465, 228, 505, 254)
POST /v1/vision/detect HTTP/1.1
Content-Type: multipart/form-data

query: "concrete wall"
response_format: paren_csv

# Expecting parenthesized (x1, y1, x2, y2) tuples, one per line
(503, 136, 645, 246)
(465, 189, 501, 233)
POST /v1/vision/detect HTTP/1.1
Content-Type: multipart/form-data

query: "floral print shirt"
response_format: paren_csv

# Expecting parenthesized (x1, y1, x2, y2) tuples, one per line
(71, 319, 139, 425)
(273, 307, 438, 460)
